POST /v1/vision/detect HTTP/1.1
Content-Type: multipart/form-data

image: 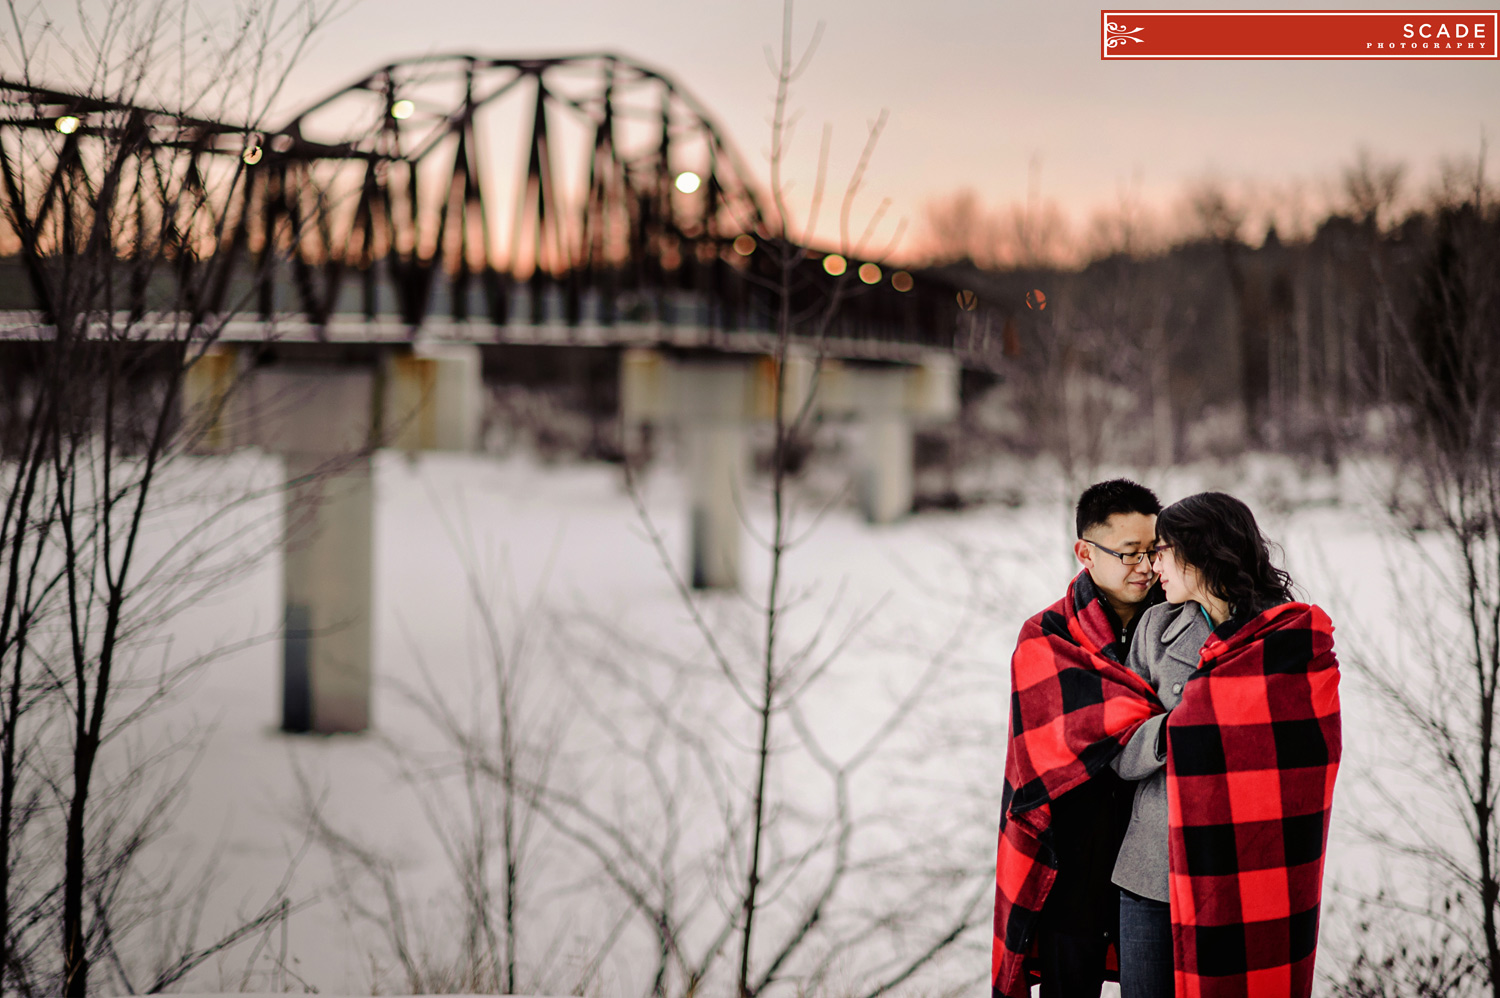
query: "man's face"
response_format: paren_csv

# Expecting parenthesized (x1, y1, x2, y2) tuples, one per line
(1074, 512, 1158, 608)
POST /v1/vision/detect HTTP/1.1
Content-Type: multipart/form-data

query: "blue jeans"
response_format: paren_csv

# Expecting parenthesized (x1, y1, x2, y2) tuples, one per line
(1118, 889, 1172, 998)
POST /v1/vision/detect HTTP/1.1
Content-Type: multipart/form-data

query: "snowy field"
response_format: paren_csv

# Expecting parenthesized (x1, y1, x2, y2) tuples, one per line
(119, 449, 1428, 996)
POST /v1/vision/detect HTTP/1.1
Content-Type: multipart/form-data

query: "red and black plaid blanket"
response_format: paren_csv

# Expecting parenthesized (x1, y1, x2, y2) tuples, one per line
(991, 571, 1163, 997)
(1167, 601, 1341, 998)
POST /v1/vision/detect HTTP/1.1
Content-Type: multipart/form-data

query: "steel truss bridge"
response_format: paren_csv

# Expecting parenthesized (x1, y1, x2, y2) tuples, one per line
(0, 53, 1012, 366)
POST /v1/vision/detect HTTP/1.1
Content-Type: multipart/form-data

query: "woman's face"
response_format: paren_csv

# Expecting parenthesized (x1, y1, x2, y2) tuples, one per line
(1153, 543, 1206, 606)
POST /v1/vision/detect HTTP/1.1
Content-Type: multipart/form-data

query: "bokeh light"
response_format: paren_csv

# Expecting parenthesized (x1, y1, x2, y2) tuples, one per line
(957, 289, 978, 311)
(822, 253, 847, 276)
(733, 234, 756, 256)
(390, 99, 415, 120)
(1026, 288, 1048, 310)
(242, 145, 263, 165)
(674, 171, 701, 194)
(891, 270, 914, 292)
(858, 262, 881, 285)
(55, 115, 80, 135)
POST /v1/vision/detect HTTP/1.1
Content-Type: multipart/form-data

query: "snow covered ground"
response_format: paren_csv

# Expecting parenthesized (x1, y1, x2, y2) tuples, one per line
(122, 449, 1423, 995)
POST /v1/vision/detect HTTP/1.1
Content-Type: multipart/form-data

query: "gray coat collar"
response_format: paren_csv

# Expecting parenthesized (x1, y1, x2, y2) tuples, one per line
(1159, 601, 1213, 665)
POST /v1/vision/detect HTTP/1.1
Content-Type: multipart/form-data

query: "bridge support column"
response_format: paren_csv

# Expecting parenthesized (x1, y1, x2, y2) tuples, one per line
(622, 347, 956, 578)
(677, 359, 752, 589)
(182, 345, 245, 453)
(382, 344, 483, 452)
(620, 347, 670, 465)
(282, 453, 375, 733)
(853, 368, 914, 525)
(847, 355, 960, 525)
(245, 346, 482, 734)
(246, 366, 380, 733)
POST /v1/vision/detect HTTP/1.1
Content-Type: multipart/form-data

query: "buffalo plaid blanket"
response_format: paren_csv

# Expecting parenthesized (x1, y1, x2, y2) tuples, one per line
(991, 571, 1163, 997)
(1167, 601, 1341, 998)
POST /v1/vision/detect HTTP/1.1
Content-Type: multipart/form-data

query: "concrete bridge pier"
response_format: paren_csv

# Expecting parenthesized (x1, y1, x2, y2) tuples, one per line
(248, 365, 380, 733)
(281, 450, 375, 733)
(853, 371, 914, 525)
(677, 359, 752, 589)
(844, 356, 960, 525)
(184, 343, 481, 733)
(622, 350, 757, 590)
(621, 348, 959, 583)
(619, 347, 669, 465)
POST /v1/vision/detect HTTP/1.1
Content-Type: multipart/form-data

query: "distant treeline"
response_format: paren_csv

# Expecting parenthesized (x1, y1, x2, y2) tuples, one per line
(928, 180, 1499, 473)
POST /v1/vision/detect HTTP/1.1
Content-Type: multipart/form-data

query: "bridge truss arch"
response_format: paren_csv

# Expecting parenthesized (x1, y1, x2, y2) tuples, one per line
(0, 54, 1004, 362)
(269, 53, 772, 326)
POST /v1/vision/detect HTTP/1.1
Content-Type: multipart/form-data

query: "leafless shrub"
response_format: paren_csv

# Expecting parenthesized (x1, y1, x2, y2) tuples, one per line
(1346, 154, 1500, 996)
(0, 0, 347, 991)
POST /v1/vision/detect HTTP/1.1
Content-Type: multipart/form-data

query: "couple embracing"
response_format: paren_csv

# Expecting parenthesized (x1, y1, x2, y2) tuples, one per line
(991, 480, 1341, 998)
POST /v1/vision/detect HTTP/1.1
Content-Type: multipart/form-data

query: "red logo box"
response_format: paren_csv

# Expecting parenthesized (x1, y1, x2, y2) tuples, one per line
(1101, 9, 1499, 59)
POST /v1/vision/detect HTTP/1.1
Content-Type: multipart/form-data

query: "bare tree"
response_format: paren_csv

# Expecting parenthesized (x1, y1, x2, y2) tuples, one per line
(1328, 894, 1483, 998)
(920, 188, 1008, 268)
(1346, 158, 1500, 996)
(1429, 147, 1495, 214)
(919, 170, 1070, 271)
(297, 501, 567, 996)
(1342, 148, 1407, 231)
(1082, 178, 1161, 262)
(1006, 154, 1070, 269)
(523, 5, 991, 996)
(0, 0, 345, 991)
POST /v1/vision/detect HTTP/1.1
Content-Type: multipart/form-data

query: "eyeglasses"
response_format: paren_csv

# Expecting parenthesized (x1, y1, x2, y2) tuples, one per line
(1150, 543, 1174, 563)
(1083, 539, 1158, 567)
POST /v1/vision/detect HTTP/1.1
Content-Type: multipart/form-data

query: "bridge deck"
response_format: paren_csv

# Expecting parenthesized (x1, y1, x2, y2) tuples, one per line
(0, 312, 1000, 370)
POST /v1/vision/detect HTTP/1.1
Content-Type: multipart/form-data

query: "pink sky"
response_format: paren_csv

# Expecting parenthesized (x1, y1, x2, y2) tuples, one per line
(26, 0, 1500, 262)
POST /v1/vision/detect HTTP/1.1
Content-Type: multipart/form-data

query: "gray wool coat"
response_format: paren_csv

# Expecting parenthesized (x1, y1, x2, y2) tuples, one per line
(1109, 599, 1213, 902)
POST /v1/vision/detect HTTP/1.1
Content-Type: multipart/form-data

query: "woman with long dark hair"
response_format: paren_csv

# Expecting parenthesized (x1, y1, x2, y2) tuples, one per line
(1152, 492, 1296, 627)
(1108, 492, 1341, 998)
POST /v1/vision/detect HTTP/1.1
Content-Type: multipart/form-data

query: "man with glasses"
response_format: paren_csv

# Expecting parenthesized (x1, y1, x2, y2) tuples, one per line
(1071, 481, 1163, 653)
(993, 480, 1163, 998)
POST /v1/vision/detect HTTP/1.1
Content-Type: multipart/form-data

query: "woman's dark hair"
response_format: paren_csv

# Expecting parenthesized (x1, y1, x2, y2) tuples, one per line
(1155, 492, 1296, 614)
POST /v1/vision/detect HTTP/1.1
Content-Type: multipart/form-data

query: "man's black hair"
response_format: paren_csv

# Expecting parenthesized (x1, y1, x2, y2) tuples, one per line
(1075, 479, 1162, 538)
